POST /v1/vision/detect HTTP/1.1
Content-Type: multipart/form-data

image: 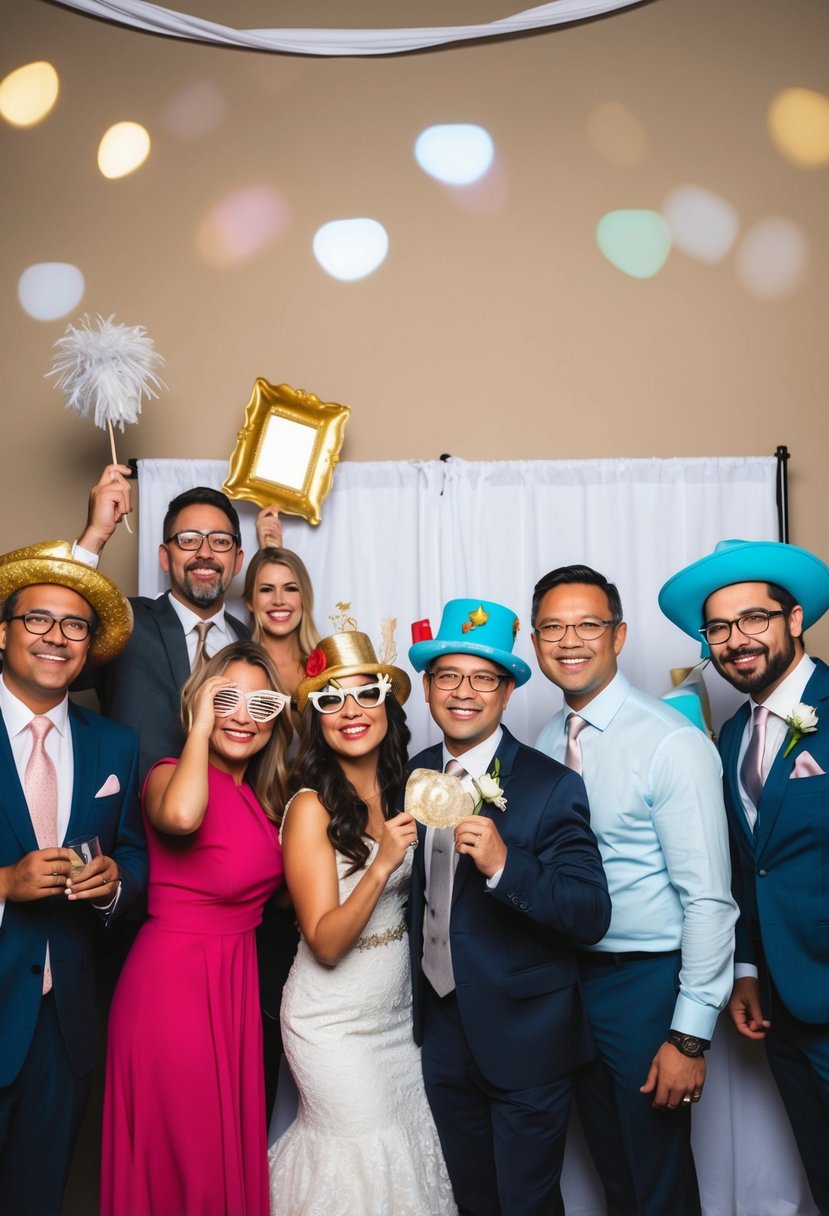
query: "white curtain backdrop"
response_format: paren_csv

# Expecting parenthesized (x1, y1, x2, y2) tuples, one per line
(137, 453, 815, 1216)
(50, 0, 650, 57)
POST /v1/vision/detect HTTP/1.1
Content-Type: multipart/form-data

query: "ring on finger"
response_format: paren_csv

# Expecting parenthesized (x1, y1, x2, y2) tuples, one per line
(682, 1096, 692, 1105)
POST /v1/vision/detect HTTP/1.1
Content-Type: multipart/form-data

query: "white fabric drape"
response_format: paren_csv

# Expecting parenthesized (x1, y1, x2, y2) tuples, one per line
(138, 453, 816, 1215)
(50, 0, 650, 56)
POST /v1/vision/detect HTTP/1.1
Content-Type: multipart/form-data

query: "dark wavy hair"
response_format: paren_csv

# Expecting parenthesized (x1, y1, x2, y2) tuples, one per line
(289, 694, 410, 874)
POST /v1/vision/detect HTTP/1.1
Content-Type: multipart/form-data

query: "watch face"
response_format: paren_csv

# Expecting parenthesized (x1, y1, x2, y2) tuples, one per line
(683, 1036, 702, 1053)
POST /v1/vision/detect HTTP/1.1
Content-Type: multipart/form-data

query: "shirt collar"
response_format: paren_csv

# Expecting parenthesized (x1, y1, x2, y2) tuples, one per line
(166, 592, 227, 635)
(442, 725, 504, 779)
(0, 673, 70, 739)
(565, 669, 629, 733)
(750, 653, 816, 721)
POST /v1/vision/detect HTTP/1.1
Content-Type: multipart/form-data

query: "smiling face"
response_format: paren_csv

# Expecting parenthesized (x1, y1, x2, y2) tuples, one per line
(318, 674, 390, 760)
(531, 583, 626, 710)
(249, 561, 303, 640)
(159, 504, 243, 615)
(0, 584, 94, 711)
(208, 660, 275, 774)
(704, 581, 803, 700)
(422, 652, 514, 756)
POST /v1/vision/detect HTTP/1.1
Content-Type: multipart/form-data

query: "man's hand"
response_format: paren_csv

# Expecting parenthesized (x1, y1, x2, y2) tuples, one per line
(640, 1041, 705, 1110)
(256, 504, 283, 550)
(65, 852, 120, 904)
(77, 463, 133, 554)
(454, 815, 507, 879)
(727, 976, 770, 1040)
(0, 849, 73, 902)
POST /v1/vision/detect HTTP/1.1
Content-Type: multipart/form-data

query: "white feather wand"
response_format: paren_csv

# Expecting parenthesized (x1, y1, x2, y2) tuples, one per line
(47, 314, 166, 533)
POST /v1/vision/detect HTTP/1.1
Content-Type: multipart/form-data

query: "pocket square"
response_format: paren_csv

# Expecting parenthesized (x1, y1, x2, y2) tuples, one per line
(790, 751, 826, 779)
(95, 773, 121, 797)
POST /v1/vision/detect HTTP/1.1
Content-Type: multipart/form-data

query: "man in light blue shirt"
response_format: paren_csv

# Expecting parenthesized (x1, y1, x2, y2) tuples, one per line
(531, 564, 737, 1216)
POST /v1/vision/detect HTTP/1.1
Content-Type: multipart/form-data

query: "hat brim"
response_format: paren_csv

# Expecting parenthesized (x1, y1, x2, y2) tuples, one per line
(659, 541, 829, 642)
(296, 663, 411, 711)
(408, 639, 531, 687)
(0, 543, 133, 667)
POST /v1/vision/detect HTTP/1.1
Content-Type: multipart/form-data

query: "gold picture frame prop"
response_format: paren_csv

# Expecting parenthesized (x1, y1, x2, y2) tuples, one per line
(222, 379, 351, 526)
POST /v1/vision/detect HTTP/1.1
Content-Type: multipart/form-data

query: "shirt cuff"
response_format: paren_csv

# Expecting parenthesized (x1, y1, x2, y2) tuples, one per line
(486, 866, 505, 890)
(72, 543, 100, 569)
(734, 963, 759, 980)
(91, 879, 122, 916)
(671, 992, 720, 1041)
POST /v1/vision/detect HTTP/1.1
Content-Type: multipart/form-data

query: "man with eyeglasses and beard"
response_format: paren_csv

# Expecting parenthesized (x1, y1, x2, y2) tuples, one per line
(531, 564, 737, 1216)
(661, 540, 829, 1216)
(406, 598, 610, 1216)
(74, 465, 249, 781)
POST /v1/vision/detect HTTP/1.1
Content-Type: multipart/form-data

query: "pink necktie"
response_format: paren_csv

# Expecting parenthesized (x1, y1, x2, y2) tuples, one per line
(741, 704, 770, 811)
(192, 620, 214, 670)
(564, 713, 587, 775)
(422, 759, 467, 997)
(26, 717, 58, 993)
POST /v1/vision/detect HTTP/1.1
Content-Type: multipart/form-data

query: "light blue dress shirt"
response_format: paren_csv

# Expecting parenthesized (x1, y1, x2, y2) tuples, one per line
(536, 671, 737, 1039)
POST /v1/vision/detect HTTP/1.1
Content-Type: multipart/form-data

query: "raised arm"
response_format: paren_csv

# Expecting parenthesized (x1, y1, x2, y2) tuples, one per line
(76, 463, 133, 556)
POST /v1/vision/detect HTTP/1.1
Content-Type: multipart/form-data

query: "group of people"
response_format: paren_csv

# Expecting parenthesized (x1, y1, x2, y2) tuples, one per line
(0, 460, 827, 1216)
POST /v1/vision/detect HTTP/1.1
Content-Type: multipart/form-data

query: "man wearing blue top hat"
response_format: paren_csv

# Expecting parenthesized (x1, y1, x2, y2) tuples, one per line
(660, 539, 829, 1215)
(406, 599, 611, 1216)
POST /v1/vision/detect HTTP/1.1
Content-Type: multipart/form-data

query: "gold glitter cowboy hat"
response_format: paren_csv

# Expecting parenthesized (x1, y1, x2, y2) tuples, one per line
(0, 539, 133, 667)
(296, 631, 411, 711)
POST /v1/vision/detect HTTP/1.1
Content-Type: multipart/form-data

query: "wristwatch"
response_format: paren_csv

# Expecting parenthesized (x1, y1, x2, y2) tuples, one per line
(667, 1031, 710, 1058)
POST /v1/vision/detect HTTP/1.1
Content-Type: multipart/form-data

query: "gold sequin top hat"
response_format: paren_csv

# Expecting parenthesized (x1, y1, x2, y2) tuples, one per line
(296, 631, 411, 711)
(0, 539, 133, 666)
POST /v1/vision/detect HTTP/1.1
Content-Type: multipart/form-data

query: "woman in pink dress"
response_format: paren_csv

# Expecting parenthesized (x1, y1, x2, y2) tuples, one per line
(101, 641, 291, 1216)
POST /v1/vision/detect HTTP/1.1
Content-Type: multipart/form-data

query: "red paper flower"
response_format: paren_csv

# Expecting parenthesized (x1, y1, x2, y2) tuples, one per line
(305, 647, 327, 677)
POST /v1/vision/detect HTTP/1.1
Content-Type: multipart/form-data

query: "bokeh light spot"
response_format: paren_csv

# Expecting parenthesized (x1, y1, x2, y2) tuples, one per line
(195, 185, 291, 268)
(161, 80, 227, 139)
(596, 210, 671, 279)
(313, 219, 389, 282)
(735, 218, 808, 301)
(0, 61, 59, 128)
(18, 263, 85, 321)
(768, 88, 829, 168)
(414, 124, 494, 185)
(586, 101, 649, 167)
(97, 122, 151, 179)
(662, 185, 739, 263)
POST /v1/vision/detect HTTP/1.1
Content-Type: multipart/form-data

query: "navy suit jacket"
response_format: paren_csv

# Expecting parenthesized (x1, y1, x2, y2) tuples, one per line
(95, 592, 249, 781)
(719, 656, 829, 1024)
(0, 703, 147, 1087)
(408, 726, 611, 1090)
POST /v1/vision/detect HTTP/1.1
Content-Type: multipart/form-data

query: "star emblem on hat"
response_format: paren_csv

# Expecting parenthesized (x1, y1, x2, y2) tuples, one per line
(462, 605, 490, 633)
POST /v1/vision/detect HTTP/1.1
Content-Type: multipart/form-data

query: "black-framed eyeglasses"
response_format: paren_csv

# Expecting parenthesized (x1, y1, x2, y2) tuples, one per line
(533, 619, 618, 644)
(699, 610, 786, 646)
(427, 669, 508, 693)
(164, 530, 240, 553)
(7, 611, 93, 641)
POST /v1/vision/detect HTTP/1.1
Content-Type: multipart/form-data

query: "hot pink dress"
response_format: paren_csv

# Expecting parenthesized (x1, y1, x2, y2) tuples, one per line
(101, 762, 283, 1216)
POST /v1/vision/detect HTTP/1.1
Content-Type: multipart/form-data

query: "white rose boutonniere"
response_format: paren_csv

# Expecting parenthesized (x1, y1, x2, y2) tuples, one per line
(471, 758, 507, 815)
(782, 703, 818, 759)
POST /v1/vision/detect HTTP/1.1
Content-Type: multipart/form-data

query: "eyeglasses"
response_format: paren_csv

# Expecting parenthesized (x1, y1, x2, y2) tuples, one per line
(427, 669, 508, 693)
(699, 610, 786, 646)
(533, 619, 618, 644)
(213, 687, 289, 723)
(165, 530, 240, 553)
(307, 676, 392, 715)
(7, 611, 92, 641)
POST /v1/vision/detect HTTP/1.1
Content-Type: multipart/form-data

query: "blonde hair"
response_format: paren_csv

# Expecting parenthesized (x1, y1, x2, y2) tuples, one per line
(243, 547, 321, 662)
(180, 641, 291, 822)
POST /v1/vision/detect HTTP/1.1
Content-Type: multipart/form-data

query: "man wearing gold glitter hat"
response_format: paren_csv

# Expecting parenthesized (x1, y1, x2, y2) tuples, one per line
(406, 598, 610, 1216)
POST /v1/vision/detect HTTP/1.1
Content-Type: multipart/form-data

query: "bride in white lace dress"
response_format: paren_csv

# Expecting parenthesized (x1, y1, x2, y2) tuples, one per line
(268, 632, 456, 1216)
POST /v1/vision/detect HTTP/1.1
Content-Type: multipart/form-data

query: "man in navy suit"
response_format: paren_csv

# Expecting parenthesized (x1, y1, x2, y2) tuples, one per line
(407, 598, 611, 1216)
(74, 464, 250, 781)
(660, 539, 829, 1215)
(0, 540, 147, 1216)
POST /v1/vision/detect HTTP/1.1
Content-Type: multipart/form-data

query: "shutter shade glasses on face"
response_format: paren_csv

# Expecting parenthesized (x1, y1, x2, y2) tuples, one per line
(213, 687, 289, 722)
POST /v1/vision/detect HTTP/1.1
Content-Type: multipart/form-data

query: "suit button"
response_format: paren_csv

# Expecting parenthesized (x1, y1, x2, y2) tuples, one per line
(758, 869, 768, 877)
(30, 964, 42, 975)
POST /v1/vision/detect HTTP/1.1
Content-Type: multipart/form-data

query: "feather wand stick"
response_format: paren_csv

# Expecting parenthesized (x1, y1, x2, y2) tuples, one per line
(47, 314, 166, 534)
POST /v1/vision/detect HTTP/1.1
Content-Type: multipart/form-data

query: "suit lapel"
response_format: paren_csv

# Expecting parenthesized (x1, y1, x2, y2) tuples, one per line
(451, 729, 518, 905)
(152, 593, 191, 691)
(756, 662, 829, 854)
(722, 703, 755, 850)
(0, 715, 39, 854)
(63, 704, 98, 842)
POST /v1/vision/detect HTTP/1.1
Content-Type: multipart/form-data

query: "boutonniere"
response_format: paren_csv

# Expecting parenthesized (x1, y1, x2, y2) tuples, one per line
(471, 758, 507, 814)
(782, 703, 818, 758)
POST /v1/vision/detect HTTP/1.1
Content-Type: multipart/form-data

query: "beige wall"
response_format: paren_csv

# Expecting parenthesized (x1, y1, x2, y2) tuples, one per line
(3, 0, 828, 645)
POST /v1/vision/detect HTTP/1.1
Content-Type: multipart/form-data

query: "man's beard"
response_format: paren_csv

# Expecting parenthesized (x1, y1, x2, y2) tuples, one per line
(712, 632, 796, 695)
(178, 565, 225, 609)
